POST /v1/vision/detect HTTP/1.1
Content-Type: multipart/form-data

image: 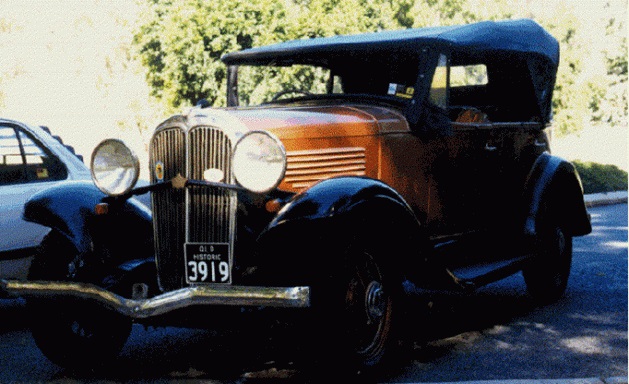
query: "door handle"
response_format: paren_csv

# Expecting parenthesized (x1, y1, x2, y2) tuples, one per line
(484, 143, 497, 152)
(534, 139, 547, 148)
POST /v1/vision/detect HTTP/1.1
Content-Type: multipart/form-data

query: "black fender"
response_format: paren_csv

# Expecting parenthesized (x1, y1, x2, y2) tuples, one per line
(23, 181, 154, 278)
(522, 152, 592, 238)
(253, 177, 424, 286)
(267, 176, 418, 226)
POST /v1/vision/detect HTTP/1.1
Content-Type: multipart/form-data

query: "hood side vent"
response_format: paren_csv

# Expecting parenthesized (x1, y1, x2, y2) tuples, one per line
(285, 147, 366, 190)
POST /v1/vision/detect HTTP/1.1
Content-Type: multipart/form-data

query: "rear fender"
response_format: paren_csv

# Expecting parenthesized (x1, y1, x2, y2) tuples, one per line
(522, 153, 591, 237)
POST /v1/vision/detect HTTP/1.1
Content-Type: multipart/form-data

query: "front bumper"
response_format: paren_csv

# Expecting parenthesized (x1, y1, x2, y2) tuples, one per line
(0, 279, 310, 319)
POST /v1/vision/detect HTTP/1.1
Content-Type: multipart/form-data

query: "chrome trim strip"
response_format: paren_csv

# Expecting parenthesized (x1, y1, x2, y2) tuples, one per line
(0, 279, 311, 318)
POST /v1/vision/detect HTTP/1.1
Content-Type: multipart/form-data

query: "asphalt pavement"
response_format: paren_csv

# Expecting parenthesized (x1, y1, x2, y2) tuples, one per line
(402, 191, 628, 384)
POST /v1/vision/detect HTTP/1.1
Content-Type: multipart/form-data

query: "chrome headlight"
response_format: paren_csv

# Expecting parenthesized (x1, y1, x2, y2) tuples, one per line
(232, 131, 286, 194)
(91, 139, 139, 196)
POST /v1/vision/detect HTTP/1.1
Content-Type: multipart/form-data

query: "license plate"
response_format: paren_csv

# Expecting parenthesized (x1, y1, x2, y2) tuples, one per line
(184, 243, 231, 284)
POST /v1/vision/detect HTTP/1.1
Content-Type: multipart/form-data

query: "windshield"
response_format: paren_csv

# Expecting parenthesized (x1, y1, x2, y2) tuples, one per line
(229, 53, 422, 107)
(235, 64, 335, 106)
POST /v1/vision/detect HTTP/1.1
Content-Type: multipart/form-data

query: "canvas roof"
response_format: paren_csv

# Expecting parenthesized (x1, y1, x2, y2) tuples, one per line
(222, 19, 559, 68)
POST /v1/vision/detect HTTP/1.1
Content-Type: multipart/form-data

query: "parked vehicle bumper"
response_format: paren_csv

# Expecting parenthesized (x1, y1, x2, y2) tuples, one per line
(0, 279, 310, 318)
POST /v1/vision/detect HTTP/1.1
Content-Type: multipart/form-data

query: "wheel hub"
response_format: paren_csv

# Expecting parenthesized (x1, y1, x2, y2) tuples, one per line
(365, 281, 386, 321)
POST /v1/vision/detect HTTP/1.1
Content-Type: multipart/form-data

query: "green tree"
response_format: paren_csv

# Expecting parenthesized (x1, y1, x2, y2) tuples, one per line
(133, 0, 627, 136)
(133, 0, 416, 110)
(133, 0, 518, 111)
(409, 0, 513, 27)
(594, 13, 627, 126)
(538, 8, 590, 135)
(134, 0, 289, 111)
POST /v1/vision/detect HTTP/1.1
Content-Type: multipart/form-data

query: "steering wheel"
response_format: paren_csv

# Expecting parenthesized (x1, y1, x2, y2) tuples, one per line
(271, 89, 312, 101)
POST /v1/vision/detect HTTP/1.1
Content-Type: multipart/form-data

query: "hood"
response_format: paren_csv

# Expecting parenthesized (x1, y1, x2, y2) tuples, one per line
(217, 104, 410, 140)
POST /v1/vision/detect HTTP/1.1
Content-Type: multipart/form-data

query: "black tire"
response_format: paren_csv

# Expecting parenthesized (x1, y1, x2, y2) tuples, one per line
(27, 232, 131, 370)
(29, 300, 132, 371)
(306, 241, 400, 377)
(523, 225, 573, 304)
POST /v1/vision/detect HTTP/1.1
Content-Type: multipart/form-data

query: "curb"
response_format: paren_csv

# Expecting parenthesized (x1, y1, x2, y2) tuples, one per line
(584, 191, 628, 208)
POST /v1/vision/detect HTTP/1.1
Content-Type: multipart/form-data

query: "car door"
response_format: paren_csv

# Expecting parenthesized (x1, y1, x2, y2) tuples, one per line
(0, 124, 68, 279)
(425, 56, 504, 236)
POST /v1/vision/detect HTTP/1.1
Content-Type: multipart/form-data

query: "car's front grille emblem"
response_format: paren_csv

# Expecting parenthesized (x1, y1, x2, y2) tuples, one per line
(154, 161, 164, 182)
(203, 168, 224, 183)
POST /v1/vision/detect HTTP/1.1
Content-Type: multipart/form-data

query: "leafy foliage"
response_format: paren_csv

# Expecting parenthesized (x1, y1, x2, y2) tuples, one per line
(573, 160, 628, 194)
(133, 0, 417, 111)
(593, 14, 627, 127)
(134, 0, 289, 110)
(132, 0, 627, 134)
(538, 1, 627, 135)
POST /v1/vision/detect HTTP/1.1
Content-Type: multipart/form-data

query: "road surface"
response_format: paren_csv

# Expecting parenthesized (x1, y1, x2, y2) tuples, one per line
(0, 204, 626, 383)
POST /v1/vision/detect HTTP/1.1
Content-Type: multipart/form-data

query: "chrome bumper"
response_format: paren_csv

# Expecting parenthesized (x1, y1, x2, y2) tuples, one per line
(0, 279, 310, 319)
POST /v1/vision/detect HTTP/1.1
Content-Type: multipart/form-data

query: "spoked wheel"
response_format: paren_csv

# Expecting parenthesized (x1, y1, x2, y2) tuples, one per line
(342, 251, 394, 367)
(306, 244, 399, 377)
(523, 225, 573, 304)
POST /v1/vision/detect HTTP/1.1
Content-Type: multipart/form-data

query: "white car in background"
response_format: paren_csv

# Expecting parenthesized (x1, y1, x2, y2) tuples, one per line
(0, 118, 91, 279)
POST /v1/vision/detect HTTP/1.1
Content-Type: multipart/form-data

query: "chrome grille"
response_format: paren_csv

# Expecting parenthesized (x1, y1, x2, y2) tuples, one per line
(187, 127, 237, 248)
(150, 125, 235, 291)
(150, 127, 186, 290)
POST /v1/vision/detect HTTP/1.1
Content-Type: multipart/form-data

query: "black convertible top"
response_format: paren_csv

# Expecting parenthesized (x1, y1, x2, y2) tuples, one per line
(222, 19, 559, 125)
(222, 19, 559, 68)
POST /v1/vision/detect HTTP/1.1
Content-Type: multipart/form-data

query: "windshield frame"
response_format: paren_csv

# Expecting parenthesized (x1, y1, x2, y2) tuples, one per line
(225, 58, 432, 109)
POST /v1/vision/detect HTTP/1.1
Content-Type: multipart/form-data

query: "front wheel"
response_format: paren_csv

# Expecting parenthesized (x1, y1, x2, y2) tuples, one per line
(343, 252, 395, 367)
(306, 243, 400, 376)
(523, 225, 573, 304)
(29, 300, 132, 370)
(27, 232, 131, 370)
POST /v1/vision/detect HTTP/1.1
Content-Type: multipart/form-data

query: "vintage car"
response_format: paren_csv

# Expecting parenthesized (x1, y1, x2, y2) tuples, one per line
(0, 119, 90, 280)
(0, 19, 591, 374)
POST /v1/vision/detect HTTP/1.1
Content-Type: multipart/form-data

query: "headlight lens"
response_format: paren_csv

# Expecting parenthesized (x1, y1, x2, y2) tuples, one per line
(91, 139, 139, 196)
(232, 131, 286, 194)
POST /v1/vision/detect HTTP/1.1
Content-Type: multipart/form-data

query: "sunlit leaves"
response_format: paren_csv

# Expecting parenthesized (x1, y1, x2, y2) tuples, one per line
(132, 0, 627, 135)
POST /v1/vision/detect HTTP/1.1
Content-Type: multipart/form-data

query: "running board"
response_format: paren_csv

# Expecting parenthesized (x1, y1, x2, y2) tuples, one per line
(451, 255, 531, 287)
(403, 255, 531, 298)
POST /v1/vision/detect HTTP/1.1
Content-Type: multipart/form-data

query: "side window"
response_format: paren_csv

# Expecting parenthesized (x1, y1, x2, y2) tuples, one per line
(331, 75, 343, 94)
(447, 63, 489, 107)
(0, 126, 26, 185)
(429, 54, 448, 109)
(18, 130, 67, 182)
(448, 64, 490, 123)
(19, 131, 49, 166)
(450, 64, 488, 87)
(0, 126, 66, 185)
